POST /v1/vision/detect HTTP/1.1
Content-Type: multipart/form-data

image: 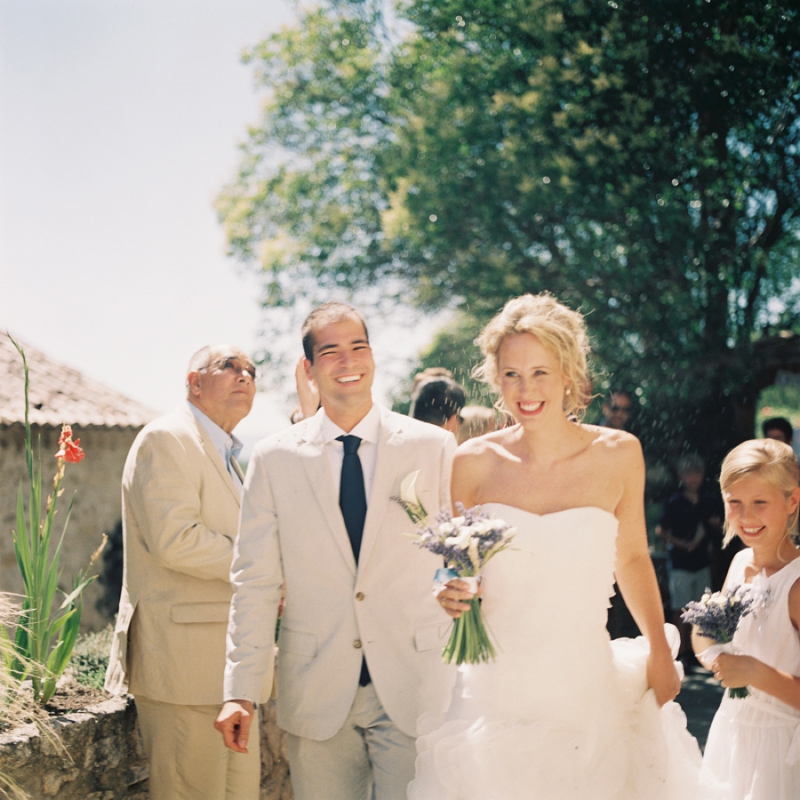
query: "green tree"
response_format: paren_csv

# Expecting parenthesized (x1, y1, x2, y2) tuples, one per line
(220, 0, 800, 468)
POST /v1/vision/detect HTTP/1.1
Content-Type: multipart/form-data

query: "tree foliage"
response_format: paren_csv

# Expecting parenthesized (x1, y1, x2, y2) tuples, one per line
(220, 0, 800, 466)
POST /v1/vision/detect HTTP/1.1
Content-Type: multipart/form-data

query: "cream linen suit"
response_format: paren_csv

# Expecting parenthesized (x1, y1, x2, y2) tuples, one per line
(225, 404, 457, 796)
(106, 404, 271, 799)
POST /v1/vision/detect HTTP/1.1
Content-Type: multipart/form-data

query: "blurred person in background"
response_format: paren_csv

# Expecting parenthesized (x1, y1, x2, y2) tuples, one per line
(656, 454, 723, 668)
(411, 366, 455, 392)
(762, 416, 794, 446)
(409, 374, 466, 437)
(599, 388, 634, 430)
(456, 405, 498, 445)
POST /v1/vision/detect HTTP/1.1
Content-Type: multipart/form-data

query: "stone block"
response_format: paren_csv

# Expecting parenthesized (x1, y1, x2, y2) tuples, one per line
(42, 766, 80, 795)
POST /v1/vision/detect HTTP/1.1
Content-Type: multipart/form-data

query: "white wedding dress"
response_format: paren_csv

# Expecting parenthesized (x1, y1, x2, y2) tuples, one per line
(408, 504, 702, 800)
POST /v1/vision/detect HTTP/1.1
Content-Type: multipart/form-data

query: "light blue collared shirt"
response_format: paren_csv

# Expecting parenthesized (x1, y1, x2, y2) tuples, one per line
(188, 401, 244, 494)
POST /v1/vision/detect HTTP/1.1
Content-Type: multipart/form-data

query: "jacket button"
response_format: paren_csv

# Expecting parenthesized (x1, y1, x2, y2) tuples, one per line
(353, 639, 362, 649)
(355, 592, 365, 601)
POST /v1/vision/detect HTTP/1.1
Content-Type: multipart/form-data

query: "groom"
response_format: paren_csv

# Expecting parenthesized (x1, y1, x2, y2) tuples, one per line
(216, 302, 457, 800)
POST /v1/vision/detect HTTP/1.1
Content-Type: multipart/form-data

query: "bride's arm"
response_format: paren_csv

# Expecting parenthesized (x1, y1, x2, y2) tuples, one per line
(613, 436, 681, 707)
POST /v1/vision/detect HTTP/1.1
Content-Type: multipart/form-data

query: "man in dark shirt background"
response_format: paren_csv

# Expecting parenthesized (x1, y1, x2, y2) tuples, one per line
(657, 454, 722, 667)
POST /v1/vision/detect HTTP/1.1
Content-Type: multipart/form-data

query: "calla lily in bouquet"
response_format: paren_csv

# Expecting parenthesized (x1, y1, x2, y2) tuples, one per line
(405, 501, 515, 665)
(681, 582, 766, 698)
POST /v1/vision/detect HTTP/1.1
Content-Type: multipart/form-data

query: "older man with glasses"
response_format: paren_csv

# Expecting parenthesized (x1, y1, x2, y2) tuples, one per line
(105, 345, 272, 800)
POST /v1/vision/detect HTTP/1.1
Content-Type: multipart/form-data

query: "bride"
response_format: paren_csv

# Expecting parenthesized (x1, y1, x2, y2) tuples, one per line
(408, 293, 701, 800)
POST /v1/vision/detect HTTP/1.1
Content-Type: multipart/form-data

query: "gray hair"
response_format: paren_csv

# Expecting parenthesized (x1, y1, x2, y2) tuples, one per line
(186, 346, 213, 392)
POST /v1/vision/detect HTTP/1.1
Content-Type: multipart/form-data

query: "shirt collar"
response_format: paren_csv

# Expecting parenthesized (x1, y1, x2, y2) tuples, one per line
(188, 401, 242, 463)
(320, 402, 381, 446)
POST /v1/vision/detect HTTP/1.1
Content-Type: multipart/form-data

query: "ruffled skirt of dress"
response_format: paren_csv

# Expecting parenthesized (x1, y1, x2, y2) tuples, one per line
(408, 628, 701, 800)
(698, 691, 800, 800)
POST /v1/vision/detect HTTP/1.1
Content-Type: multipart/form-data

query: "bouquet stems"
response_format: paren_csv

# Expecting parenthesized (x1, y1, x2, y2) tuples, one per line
(442, 598, 496, 665)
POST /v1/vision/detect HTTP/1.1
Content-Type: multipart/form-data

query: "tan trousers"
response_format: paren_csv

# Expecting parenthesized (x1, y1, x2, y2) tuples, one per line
(287, 683, 416, 800)
(135, 695, 260, 800)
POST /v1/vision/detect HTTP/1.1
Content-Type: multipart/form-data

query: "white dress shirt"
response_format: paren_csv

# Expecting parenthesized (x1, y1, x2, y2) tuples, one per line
(319, 403, 381, 502)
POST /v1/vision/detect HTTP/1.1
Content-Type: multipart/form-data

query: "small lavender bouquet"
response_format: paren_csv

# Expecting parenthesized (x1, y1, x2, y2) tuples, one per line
(401, 493, 515, 664)
(681, 584, 759, 698)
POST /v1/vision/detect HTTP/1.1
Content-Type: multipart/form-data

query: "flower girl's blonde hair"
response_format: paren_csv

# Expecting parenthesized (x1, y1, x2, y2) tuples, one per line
(719, 438, 800, 547)
(474, 293, 592, 419)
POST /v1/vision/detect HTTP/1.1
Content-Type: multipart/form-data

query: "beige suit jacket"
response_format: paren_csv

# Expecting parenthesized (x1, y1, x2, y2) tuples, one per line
(224, 404, 457, 740)
(105, 404, 272, 706)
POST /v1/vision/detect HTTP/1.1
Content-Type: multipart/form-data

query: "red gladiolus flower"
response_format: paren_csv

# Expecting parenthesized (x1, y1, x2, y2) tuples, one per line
(63, 439, 85, 463)
(57, 425, 73, 447)
(55, 424, 85, 463)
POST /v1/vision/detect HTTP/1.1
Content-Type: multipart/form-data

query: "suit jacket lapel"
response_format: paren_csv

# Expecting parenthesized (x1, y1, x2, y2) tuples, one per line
(180, 405, 241, 506)
(358, 406, 405, 570)
(297, 415, 357, 574)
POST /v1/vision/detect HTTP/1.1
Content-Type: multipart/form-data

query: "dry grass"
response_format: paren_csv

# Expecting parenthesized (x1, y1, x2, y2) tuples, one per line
(0, 594, 64, 800)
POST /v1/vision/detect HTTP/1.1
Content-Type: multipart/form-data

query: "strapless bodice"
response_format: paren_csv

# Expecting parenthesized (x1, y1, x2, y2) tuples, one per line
(477, 504, 619, 644)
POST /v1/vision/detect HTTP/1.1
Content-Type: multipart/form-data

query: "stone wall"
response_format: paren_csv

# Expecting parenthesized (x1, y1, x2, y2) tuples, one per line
(0, 695, 147, 799)
(0, 424, 140, 633)
(0, 697, 292, 800)
(257, 702, 293, 800)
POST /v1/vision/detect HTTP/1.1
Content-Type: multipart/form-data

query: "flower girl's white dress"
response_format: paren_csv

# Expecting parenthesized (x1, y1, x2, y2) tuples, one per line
(698, 549, 800, 800)
(408, 504, 701, 800)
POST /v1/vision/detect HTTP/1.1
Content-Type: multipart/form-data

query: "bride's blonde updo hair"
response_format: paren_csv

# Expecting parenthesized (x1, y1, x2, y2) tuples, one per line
(474, 293, 592, 418)
(719, 438, 800, 547)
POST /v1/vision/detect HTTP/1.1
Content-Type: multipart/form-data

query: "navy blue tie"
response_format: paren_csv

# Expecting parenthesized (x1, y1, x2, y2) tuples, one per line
(337, 435, 367, 563)
(337, 434, 371, 685)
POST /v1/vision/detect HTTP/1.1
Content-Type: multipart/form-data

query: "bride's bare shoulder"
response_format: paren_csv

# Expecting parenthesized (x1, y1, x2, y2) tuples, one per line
(583, 424, 643, 463)
(452, 429, 516, 501)
(454, 427, 517, 463)
(453, 428, 515, 477)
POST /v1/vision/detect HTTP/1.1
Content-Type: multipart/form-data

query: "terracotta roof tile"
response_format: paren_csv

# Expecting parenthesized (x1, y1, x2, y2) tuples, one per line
(0, 333, 158, 428)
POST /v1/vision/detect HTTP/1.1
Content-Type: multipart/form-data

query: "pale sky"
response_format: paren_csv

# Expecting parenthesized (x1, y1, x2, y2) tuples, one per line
(0, 0, 440, 453)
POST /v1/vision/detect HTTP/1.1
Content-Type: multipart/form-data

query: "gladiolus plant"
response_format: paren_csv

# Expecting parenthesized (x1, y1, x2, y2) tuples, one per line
(2, 335, 105, 704)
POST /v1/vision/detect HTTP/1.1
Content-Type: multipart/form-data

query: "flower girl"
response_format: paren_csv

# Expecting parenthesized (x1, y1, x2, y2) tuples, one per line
(694, 438, 800, 799)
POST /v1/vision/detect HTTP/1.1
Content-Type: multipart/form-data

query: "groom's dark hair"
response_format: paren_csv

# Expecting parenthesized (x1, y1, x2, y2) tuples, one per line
(302, 302, 369, 363)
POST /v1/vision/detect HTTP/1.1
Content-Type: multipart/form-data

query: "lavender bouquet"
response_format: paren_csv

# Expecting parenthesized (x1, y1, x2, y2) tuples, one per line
(407, 502, 515, 664)
(681, 584, 758, 698)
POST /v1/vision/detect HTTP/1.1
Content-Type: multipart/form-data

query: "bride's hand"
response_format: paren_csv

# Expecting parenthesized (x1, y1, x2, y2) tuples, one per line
(646, 647, 681, 706)
(434, 579, 480, 619)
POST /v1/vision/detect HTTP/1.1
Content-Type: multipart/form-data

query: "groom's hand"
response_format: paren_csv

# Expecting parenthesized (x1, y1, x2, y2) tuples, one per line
(215, 700, 255, 753)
